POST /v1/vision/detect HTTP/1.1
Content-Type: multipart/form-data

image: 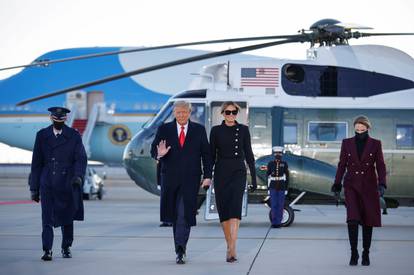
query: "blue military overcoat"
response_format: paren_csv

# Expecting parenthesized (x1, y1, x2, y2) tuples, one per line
(30, 124, 87, 227)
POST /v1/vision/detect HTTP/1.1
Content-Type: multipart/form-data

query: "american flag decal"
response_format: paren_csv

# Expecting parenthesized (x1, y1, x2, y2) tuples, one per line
(240, 67, 279, 87)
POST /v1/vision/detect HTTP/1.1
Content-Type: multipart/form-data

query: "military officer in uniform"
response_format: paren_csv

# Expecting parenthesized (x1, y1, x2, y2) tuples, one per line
(29, 107, 87, 261)
(266, 146, 289, 228)
(332, 115, 386, 266)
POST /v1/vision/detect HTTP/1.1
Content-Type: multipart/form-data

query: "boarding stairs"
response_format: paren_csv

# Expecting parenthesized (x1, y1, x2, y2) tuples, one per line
(67, 103, 105, 158)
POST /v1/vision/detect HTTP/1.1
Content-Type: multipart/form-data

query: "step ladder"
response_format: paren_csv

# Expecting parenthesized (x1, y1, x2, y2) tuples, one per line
(72, 119, 88, 136)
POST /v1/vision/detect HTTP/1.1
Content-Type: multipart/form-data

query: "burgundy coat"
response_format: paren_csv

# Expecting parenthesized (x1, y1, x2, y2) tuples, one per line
(334, 136, 386, 227)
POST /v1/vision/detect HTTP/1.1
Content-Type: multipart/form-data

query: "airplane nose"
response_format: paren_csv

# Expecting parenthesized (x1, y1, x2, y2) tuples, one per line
(123, 128, 160, 195)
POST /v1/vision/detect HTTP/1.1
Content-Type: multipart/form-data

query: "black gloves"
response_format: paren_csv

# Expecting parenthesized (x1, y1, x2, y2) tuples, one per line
(71, 177, 83, 186)
(248, 180, 257, 193)
(31, 191, 40, 203)
(378, 184, 386, 197)
(331, 183, 342, 193)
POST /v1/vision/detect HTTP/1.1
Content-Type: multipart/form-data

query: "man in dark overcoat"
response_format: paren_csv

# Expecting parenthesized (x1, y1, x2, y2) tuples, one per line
(29, 107, 87, 261)
(151, 100, 212, 264)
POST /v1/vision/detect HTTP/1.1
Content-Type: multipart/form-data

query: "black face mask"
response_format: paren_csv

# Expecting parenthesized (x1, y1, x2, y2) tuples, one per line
(275, 155, 282, 160)
(53, 121, 65, 130)
(355, 131, 368, 140)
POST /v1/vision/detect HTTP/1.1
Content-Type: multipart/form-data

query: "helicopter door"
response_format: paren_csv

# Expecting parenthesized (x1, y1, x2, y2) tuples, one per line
(205, 101, 248, 221)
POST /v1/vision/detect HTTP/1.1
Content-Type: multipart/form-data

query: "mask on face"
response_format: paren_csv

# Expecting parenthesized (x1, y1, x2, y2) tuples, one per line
(355, 131, 368, 140)
(275, 155, 282, 160)
(53, 121, 64, 130)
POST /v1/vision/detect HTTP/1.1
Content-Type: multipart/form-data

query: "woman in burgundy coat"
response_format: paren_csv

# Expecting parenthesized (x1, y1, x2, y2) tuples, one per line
(332, 115, 386, 266)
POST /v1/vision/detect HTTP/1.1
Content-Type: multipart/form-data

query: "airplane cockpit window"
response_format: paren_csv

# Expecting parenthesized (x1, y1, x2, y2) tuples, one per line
(308, 122, 347, 142)
(282, 64, 414, 97)
(396, 125, 414, 147)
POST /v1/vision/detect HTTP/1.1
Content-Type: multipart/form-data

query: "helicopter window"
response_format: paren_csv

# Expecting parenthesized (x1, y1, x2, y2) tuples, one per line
(189, 103, 206, 125)
(144, 102, 206, 128)
(282, 64, 414, 97)
(144, 102, 174, 129)
(283, 123, 297, 144)
(396, 125, 413, 147)
(308, 122, 347, 142)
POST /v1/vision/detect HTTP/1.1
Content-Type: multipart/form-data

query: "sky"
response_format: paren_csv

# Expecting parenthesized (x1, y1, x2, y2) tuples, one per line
(0, 0, 413, 162)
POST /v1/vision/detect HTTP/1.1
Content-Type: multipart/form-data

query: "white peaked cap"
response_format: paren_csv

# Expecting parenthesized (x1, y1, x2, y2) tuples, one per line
(272, 146, 284, 153)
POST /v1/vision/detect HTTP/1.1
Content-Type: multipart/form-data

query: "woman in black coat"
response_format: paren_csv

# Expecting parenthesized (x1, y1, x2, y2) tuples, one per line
(210, 101, 257, 263)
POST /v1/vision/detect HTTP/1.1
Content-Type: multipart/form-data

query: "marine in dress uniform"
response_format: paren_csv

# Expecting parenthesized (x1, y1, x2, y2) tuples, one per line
(29, 107, 87, 261)
(332, 115, 386, 266)
(150, 101, 212, 264)
(266, 146, 289, 228)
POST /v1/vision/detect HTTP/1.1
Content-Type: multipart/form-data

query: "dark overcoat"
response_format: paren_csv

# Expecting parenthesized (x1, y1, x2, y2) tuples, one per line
(29, 124, 87, 227)
(150, 120, 212, 226)
(334, 136, 387, 227)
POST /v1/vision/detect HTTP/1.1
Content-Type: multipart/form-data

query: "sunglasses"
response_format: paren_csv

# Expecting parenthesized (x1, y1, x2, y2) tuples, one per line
(224, 110, 238, 115)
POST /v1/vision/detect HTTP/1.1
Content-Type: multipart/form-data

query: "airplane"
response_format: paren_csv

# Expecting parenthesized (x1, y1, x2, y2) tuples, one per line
(12, 19, 414, 226)
(0, 47, 269, 164)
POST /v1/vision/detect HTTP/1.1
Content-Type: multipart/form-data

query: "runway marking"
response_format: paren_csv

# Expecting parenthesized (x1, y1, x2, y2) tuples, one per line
(247, 225, 271, 275)
(0, 200, 33, 205)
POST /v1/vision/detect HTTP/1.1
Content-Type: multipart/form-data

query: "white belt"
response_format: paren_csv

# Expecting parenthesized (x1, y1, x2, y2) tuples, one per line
(268, 176, 286, 181)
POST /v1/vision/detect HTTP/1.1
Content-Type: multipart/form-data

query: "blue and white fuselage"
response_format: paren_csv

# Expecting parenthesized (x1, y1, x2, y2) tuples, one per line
(0, 47, 268, 163)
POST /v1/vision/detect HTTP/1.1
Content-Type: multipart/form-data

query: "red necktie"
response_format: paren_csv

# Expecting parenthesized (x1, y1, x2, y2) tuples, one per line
(179, 126, 185, 147)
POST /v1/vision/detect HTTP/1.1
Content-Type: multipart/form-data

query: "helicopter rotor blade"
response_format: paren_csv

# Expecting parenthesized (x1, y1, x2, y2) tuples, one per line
(16, 38, 302, 106)
(351, 32, 414, 38)
(0, 34, 303, 72)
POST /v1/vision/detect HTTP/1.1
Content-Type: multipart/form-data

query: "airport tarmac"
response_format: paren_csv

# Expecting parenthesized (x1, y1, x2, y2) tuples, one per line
(1, 177, 413, 275)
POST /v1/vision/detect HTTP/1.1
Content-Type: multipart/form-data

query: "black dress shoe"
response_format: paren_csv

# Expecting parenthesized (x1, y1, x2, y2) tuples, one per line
(159, 222, 173, 227)
(349, 250, 359, 266)
(41, 250, 52, 261)
(175, 246, 186, 264)
(61, 247, 72, 258)
(176, 253, 185, 264)
(361, 250, 370, 266)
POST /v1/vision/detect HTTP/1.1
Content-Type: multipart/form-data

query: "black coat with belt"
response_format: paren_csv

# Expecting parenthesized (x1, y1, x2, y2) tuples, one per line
(150, 119, 212, 226)
(29, 125, 87, 227)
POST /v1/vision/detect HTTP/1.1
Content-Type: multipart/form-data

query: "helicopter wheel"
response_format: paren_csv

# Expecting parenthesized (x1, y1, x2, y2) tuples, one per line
(268, 205, 295, 227)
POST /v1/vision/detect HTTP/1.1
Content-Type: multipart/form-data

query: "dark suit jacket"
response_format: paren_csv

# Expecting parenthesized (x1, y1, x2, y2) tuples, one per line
(150, 119, 212, 226)
(334, 136, 386, 226)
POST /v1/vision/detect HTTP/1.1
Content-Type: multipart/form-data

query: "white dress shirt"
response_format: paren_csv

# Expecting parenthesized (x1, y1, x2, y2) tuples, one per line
(53, 128, 62, 137)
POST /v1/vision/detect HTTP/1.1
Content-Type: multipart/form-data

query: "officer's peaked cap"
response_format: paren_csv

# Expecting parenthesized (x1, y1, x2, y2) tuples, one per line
(48, 106, 70, 121)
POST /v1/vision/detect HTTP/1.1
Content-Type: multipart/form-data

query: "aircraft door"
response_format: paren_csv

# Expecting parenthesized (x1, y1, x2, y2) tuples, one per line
(66, 90, 87, 119)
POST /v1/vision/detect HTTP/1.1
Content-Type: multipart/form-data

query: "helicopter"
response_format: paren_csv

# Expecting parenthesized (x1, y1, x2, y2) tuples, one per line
(13, 19, 414, 226)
